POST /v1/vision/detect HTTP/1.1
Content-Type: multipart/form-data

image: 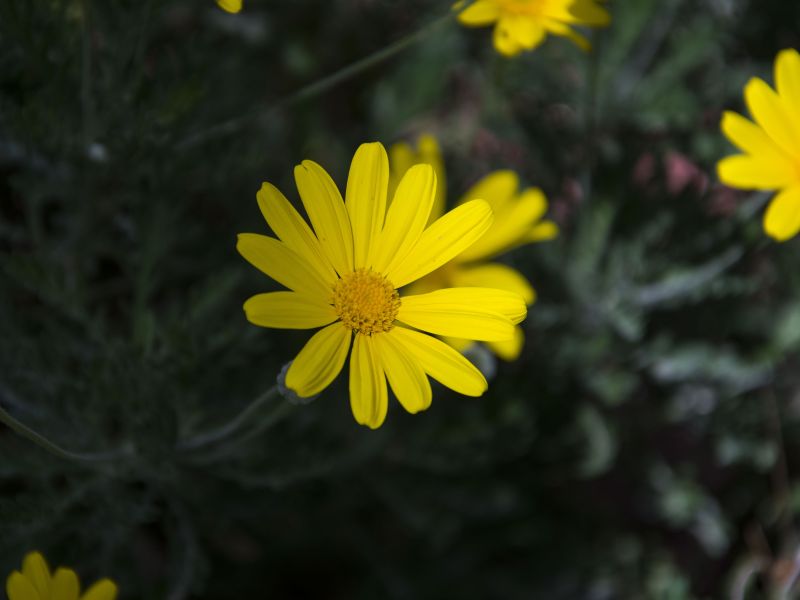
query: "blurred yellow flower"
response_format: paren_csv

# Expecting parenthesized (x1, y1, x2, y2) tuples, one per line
(390, 134, 558, 361)
(6, 552, 117, 600)
(216, 0, 242, 14)
(456, 0, 610, 57)
(238, 142, 527, 428)
(718, 48, 800, 242)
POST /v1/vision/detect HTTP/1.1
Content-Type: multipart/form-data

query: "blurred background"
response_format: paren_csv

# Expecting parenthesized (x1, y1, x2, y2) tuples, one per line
(2, 0, 800, 597)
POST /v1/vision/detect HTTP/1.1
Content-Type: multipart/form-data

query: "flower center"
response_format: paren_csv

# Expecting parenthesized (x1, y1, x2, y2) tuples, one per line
(332, 269, 401, 335)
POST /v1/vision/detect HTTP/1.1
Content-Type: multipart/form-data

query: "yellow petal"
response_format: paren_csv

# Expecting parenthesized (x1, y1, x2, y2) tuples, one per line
(744, 77, 800, 158)
(51, 569, 79, 600)
(285, 323, 351, 397)
(459, 187, 549, 261)
(459, 170, 518, 211)
(764, 186, 800, 242)
(216, 0, 242, 14)
(486, 326, 525, 361)
(236, 234, 332, 298)
(775, 48, 800, 134)
(349, 334, 388, 429)
(388, 141, 415, 204)
(80, 580, 118, 600)
(567, 0, 611, 26)
(256, 182, 336, 287)
(345, 143, 389, 269)
(720, 111, 788, 160)
(388, 135, 446, 223)
(501, 15, 545, 50)
(386, 200, 493, 288)
(243, 292, 336, 329)
(373, 164, 436, 274)
(443, 336, 473, 353)
(7, 572, 39, 600)
(294, 160, 354, 276)
(457, 0, 500, 25)
(546, 20, 590, 51)
(375, 332, 432, 414)
(526, 220, 559, 243)
(493, 20, 524, 56)
(717, 155, 797, 190)
(416, 135, 447, 222)
(398, 288, 524, 341)
(450, 263, 536, 305)
(22, 553, 51, 599)
(390, 327, 487, 396)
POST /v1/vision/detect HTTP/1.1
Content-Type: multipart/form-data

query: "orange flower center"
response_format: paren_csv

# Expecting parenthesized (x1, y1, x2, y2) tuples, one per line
(332, 269, 400, 335)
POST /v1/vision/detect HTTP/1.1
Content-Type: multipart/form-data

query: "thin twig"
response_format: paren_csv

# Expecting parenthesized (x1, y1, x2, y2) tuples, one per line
(176, 12, 454, 150)
(177, 384, 283, 452)
(0, 402, 131, 464)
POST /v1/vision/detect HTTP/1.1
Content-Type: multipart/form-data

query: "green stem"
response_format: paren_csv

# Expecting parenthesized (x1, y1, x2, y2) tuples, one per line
(177, 384, 283, 452)
(176, 12, 454, 150)
(0, 403, 128, 464)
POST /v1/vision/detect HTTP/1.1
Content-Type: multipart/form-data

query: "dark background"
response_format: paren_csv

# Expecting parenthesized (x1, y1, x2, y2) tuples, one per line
(2, 0, 800, 597)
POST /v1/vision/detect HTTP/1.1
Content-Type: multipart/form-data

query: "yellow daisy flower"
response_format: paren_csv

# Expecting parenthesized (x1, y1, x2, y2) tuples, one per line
(718, 48, 800, 242)
(6, 552, 117, 600)
(216, 0, 242, 14)
(238, 142, 527, 429)
(389, 134, 558, 361)
(456, 0, 611, 57)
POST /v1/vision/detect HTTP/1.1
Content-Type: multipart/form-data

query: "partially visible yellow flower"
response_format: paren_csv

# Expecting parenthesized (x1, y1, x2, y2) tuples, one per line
(718, 48, 800, 242)
(216, 0, 242, 14)
(456, 0, 611, 57)
(6, 552, 117, 600)
(389, 134, 447, 224)
(238, 142, 527, 428)
(390, 135, 558, 361)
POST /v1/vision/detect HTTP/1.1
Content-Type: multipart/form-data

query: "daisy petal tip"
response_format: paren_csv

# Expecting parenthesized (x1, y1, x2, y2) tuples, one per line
(82, 578, 118, 600)
(744, 76, 770, 98)
(777, 47, 800, 64)
(366, 418, 385, 430)
(763, 188, 800, 242)
(216, 0, 242, 13)
(720, 110, 737, 128)
(470, 198, 494, 221)
(355, 140, 388, 158)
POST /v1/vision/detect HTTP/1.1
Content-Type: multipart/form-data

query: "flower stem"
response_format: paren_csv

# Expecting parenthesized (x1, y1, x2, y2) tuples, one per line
(0, 402, 129, 464)
(176, 11, 454, 150)
(177, 384, 284, 452)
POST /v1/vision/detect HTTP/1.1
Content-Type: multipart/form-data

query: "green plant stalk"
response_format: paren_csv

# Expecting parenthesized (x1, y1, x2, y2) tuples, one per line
(177, 11, 455, 150)
(0, 403, 128, 463)
(177, 384, 283, 452)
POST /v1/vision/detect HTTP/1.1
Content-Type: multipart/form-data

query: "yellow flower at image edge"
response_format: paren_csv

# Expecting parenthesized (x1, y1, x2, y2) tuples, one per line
(390, 135, 558, 361)
(238, 142, 527, 429)
(718, 48, 800, 241)
(216, 0, 242, 14)
(6, 552, 117, 600)
(457, 0, 611, 57)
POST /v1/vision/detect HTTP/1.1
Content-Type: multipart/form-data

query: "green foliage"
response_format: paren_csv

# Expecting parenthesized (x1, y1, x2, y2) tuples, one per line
(2, 0, 800, 598)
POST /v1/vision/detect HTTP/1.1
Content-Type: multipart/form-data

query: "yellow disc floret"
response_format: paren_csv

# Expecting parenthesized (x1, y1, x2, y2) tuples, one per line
(333, 269, 401, 335)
